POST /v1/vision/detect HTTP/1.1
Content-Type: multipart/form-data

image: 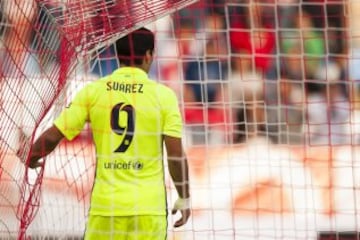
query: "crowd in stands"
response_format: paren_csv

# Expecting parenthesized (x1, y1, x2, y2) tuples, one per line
(0, 0, 357, 147)
(158, 0, 353, 146)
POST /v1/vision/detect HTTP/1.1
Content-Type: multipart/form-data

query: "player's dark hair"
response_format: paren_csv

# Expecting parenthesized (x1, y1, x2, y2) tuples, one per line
(116, 27, 155, 66)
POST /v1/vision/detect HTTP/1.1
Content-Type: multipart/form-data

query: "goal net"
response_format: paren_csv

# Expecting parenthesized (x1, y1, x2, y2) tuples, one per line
(1, 0, 359, 239)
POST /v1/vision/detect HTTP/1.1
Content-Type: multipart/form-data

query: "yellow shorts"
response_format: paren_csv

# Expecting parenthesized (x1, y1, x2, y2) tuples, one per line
(84, 215, 167, 240)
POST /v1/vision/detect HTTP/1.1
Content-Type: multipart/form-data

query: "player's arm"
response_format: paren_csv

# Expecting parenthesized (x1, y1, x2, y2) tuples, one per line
(28, 125, 64, 168)
(164, 135, 190, 227)
(28, 83, 92, 168)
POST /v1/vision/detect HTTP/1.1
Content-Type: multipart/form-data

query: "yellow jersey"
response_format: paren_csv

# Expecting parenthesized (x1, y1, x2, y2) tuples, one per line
(54, 67, 182, 216)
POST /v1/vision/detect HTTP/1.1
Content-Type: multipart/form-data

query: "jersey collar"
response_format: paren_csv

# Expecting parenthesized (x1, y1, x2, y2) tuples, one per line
(113, 67, 148, 80)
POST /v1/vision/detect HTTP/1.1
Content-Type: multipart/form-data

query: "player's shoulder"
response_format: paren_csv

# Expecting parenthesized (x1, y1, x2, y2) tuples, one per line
(67, 74, 98, 96)
(153, 80, 177, 96)
(84, 74, 110, 90)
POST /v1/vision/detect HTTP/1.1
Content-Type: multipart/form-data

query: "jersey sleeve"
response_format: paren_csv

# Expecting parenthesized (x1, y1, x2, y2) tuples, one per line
(161, 87, 183, 138)
(54, 84, 91, 140)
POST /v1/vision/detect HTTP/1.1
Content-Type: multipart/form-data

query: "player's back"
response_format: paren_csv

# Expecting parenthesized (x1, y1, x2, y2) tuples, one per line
(85, 67, 179, 216)
(90, 67, 165, 161)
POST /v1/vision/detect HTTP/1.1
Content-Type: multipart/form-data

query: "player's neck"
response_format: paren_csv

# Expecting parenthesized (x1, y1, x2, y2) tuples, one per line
(121, 64, 149, 74)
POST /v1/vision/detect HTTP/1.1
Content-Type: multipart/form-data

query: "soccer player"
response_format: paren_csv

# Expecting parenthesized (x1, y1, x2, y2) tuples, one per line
(27, 27, 191, 239)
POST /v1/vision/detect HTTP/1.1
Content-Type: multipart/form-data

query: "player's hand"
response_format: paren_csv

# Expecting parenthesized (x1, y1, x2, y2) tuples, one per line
(16, 151, 42, 169)
(171, 197, 191, 227)
(28, 158, 43, 169)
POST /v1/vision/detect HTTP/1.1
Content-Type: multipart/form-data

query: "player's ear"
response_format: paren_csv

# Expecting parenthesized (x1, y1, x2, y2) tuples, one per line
(144, 50, 153, 64)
